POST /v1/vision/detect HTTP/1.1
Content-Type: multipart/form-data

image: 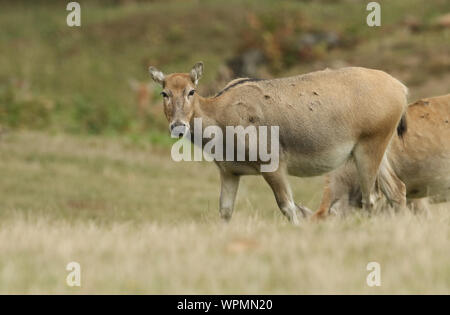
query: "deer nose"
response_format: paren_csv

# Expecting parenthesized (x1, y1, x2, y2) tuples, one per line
(169, 121, 189, 137)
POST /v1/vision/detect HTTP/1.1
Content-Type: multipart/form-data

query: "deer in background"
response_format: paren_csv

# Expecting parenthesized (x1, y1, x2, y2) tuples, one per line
(129, 79, 153, 118)
(149, 62, 409, 224)
(129, 78, 168, 130)
(313, 94, 450, 218)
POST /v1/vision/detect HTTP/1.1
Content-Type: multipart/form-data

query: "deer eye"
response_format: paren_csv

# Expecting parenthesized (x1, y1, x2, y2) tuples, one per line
(161, 91, 168, 98)
(188, 90, 195, 96)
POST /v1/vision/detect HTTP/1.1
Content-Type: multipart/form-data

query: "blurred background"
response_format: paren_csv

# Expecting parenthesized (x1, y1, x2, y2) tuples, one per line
(0, 0, 449, 142)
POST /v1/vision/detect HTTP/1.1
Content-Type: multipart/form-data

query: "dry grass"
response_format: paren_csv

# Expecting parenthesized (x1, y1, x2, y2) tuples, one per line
(0, 131, 449, 294)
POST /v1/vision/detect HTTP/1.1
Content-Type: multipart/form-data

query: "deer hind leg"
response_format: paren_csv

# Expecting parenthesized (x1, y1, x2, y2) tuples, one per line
(376, 155, 407, 210)
(352, 135, 406, 212)
(219, 171, 240, 221)
(262, 167, 312, 225)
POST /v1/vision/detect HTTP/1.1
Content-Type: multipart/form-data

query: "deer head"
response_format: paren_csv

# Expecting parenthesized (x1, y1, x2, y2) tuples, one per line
(149, 62, 203, 136)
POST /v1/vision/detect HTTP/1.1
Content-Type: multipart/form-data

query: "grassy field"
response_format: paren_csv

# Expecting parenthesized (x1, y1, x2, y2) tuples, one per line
(0, 0, 449, 294)
(0, 131, 448, 294)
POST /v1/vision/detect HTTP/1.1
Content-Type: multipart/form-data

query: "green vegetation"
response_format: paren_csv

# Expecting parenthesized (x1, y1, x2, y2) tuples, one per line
(0, 0, 449, 139)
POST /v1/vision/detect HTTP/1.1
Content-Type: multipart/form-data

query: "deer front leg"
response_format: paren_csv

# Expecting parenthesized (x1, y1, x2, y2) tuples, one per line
(262, 168, 312, 225)
(219, 171, 240, 221)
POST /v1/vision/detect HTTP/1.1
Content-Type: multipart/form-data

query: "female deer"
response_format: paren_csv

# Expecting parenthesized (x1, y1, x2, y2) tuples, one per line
(149, 62, 408, 224)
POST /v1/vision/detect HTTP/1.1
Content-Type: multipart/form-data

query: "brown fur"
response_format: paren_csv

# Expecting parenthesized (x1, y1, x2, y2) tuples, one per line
(149, 63, 409, 224)
(314, 94, 450, 219)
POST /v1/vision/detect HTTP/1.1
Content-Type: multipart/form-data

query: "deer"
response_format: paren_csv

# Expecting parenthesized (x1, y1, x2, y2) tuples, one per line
(313, 94, 450, 218)
(129, 79, 153, 117)
(148, 62, 409, 224)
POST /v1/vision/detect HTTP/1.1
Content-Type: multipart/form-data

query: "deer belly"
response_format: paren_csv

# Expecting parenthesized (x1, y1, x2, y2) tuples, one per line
(406, 176, 450, 199)
(401, 156, 450, 199)
(286, 142, 354, 177)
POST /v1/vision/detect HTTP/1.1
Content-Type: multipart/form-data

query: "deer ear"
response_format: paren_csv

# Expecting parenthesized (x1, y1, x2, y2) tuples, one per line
(190, 62, 203, 85)
(148, 66, 165, 86)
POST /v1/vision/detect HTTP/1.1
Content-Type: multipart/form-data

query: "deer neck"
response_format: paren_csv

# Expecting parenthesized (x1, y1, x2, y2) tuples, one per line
(191, 95, 218, 130)
(187, 95, 220, 146)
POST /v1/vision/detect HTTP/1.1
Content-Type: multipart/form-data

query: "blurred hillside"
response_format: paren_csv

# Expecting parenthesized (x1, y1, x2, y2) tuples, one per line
(0, 0, 449, 142)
